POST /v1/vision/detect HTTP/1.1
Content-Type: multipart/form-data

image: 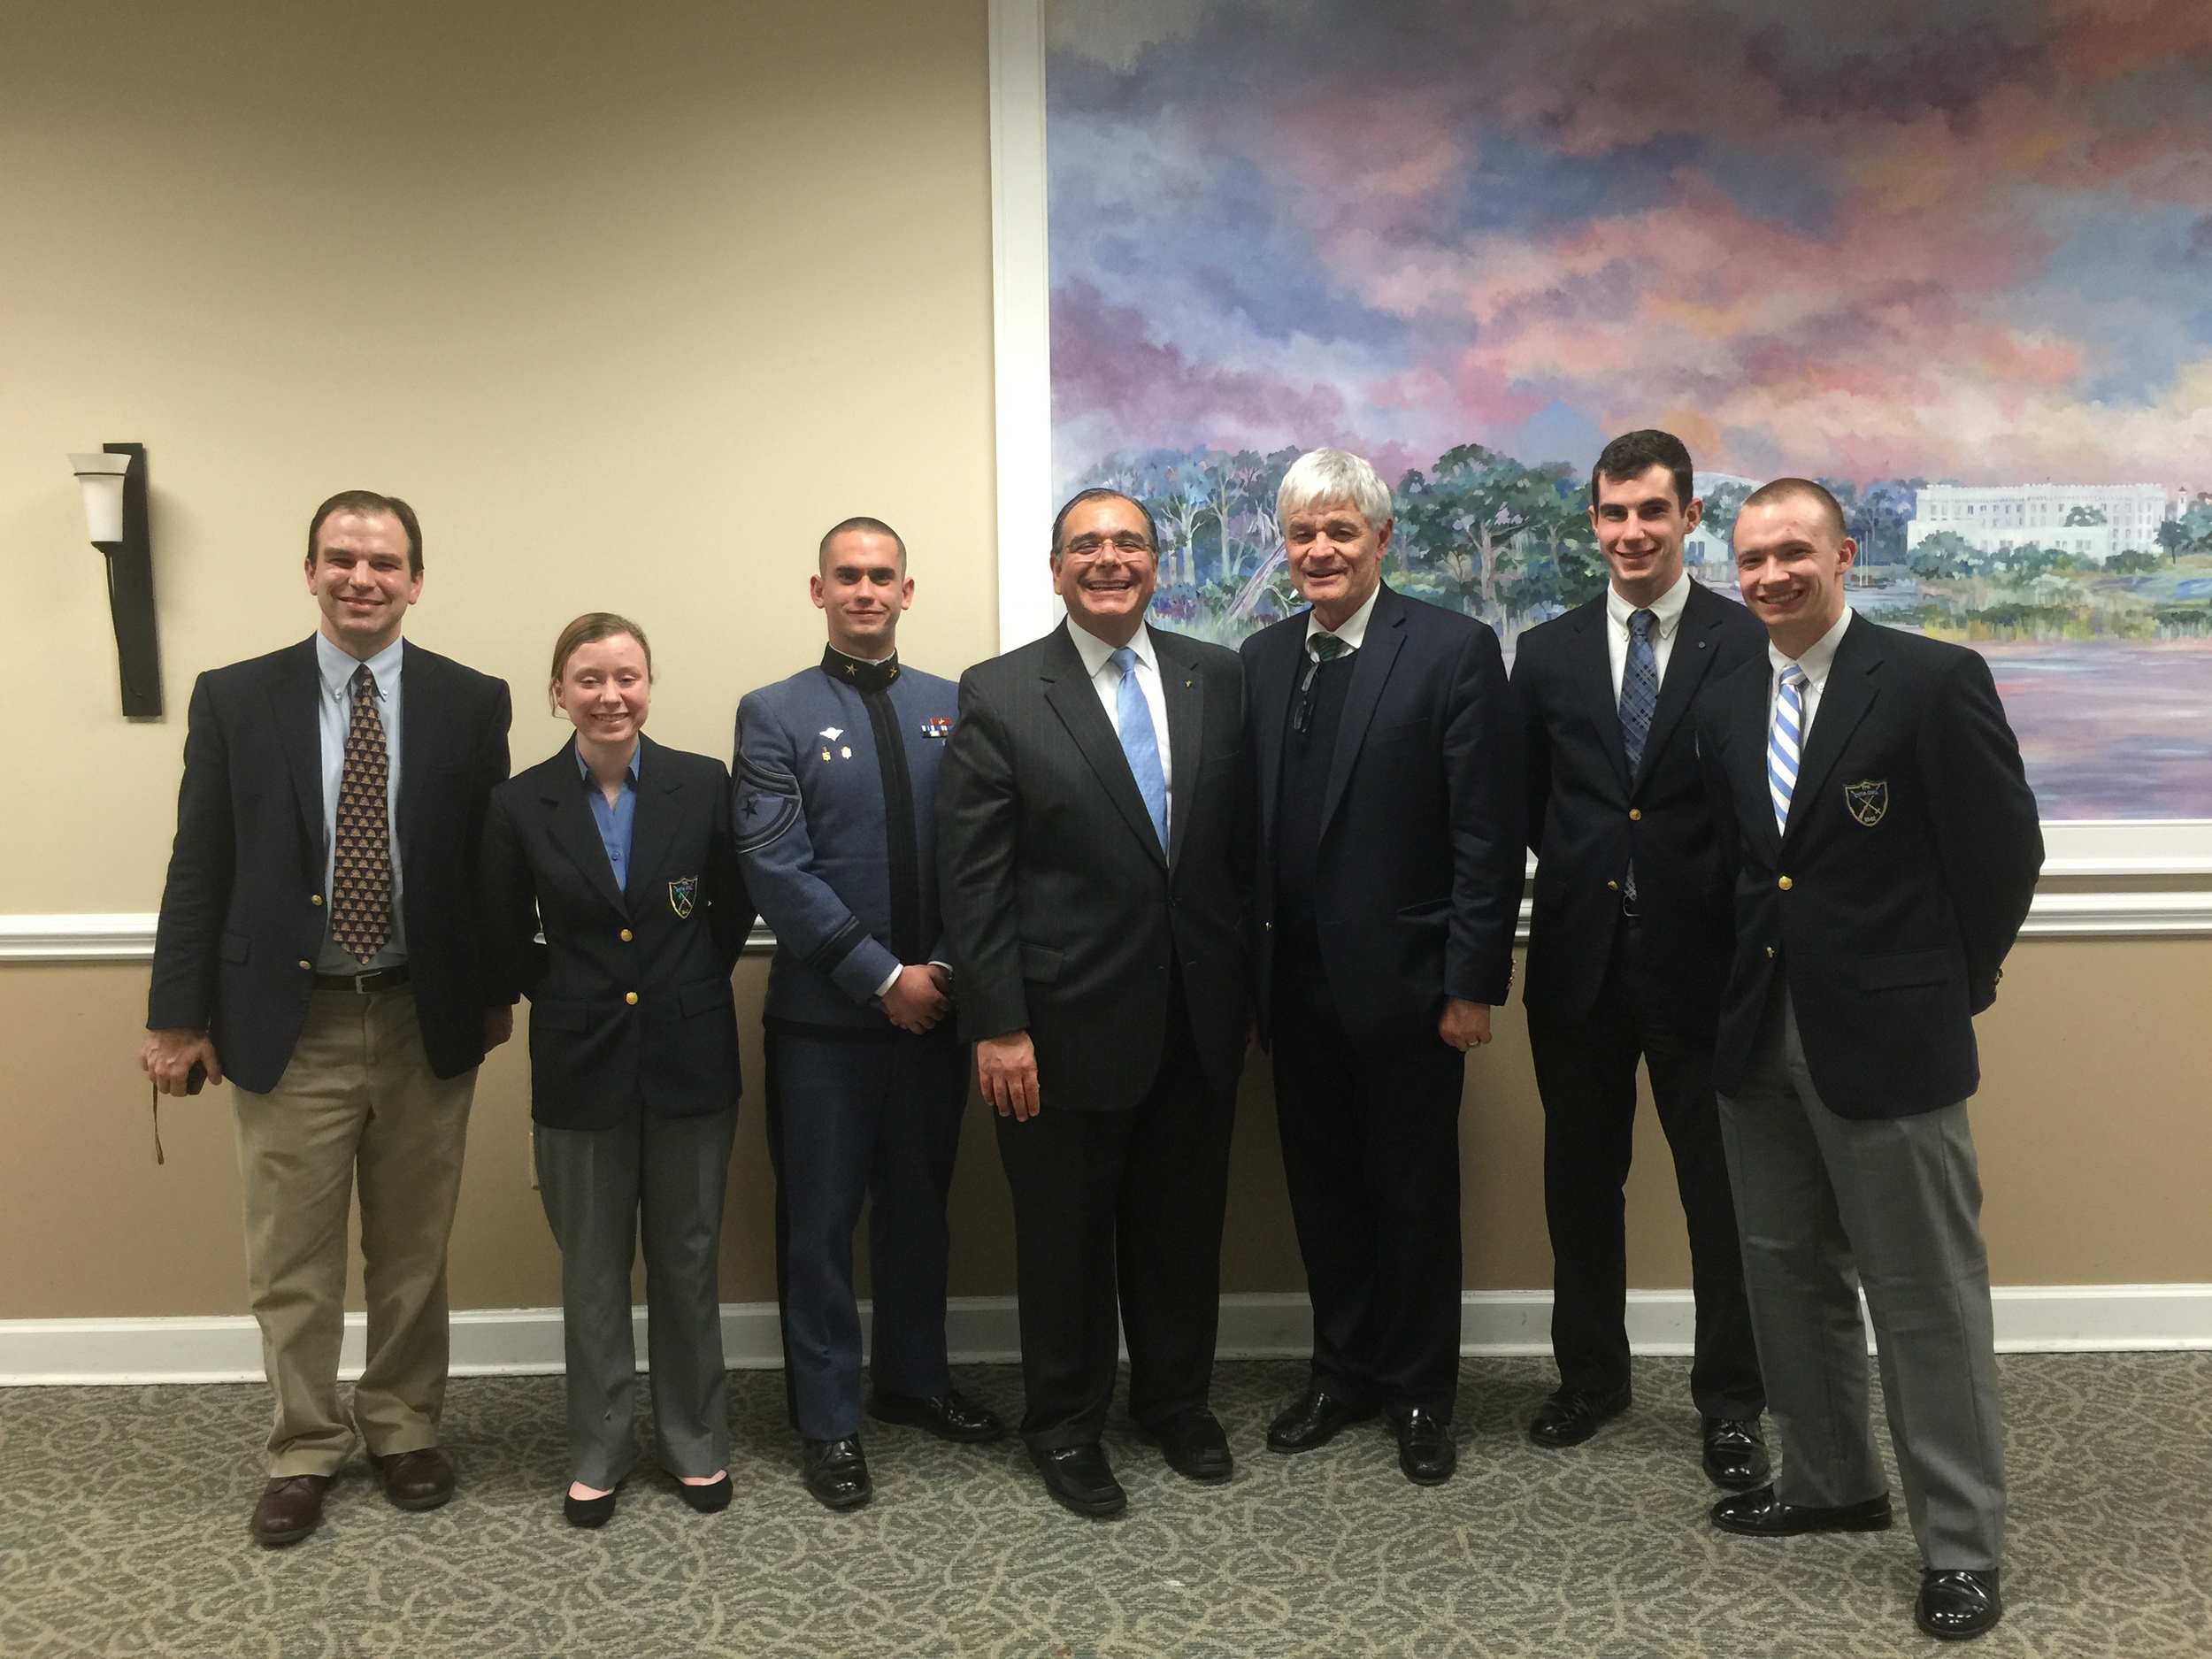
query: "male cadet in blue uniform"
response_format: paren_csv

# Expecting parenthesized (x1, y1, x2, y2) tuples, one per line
(733, 517, 1003, 1510)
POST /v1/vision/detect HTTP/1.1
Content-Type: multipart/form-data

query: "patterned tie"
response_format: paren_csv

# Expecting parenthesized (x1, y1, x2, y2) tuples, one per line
(1618, 610, 1659, 903)
(1110, 645, 1169, 849)
(1312, 634, 1347, 665)
(330, 665, 393, 962)
(1768, 664, 1809, 836)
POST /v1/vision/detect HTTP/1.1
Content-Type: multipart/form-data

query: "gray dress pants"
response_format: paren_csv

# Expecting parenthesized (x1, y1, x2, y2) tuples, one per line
(1717, 988, 2006, 1572)
(534, 1110, 738, 1488)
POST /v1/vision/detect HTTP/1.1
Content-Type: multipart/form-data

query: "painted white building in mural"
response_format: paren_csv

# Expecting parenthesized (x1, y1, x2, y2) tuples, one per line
(1686, 472, 1760, 577)
(1907, 482, 2174, 561)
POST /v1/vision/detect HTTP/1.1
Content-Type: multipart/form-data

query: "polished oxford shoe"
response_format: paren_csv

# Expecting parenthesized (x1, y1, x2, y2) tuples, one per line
(1147, 1409, 1233, 1482)
(1709, 1485, 1893, 1536)
(802, 1437, 873, 1510)
(250, 1474, 332, 1547)
(1394, 1408, 1456, 1486)
(1527, 1385, 1632, 1448)
(369, 1447, 455, 1511)
(673, 1472, 732, 1514)
(1916, 1569, 2002, 1641)
(1700, 1416, 1771, 1491)
(1029, 1442, 1126, 1517)
(1266, 1389, 1378, 1454)
(563, 1484, 619, 1529)
(869, 1386, 1006, 1443)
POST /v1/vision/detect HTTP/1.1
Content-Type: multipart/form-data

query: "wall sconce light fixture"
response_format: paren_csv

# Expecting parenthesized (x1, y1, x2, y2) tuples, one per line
(68, 444, 163, 718)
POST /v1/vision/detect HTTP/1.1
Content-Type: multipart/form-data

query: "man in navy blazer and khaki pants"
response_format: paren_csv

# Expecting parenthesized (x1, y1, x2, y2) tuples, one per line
(1699, 479, 2040, 1643)
(144, 491, 511, 1548)
(1240, 449, 1524, 1486)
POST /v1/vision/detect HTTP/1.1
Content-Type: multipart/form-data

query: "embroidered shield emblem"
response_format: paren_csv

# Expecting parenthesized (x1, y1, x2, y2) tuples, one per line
(668, 876, 699, 918)
(1844, 780, 1888, 827)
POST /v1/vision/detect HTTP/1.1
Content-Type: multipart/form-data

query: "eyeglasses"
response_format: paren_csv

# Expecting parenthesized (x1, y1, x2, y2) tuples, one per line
(1059, 534, 1157, 558)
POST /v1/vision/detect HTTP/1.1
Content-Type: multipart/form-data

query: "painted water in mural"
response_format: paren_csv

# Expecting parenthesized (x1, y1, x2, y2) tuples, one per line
(1046, 0, 2212, 818)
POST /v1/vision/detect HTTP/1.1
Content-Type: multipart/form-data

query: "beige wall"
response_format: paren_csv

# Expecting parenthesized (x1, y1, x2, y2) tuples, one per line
(2, 3, 2204, 1323)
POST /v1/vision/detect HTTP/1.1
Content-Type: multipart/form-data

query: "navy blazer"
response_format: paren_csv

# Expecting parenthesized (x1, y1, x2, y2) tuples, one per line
(149, 636, 511, 1093)
(480, 735, 752, 1130)
(1696, 613, 2042, 1118)
(1512, 580, 1770, 1030)
(1241, 584, 1525, 1047)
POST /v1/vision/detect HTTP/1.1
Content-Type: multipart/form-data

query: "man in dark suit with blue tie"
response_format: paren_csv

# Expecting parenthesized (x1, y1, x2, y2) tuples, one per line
(1698, 479, 2040, 1642)
(1240, 449, 1524, 1486)
(938, 489, 1251, 1518)
(1509, 430, 1768, 1486)
(734, 518, 1003, 1511)
(142, 491, 511, 1547)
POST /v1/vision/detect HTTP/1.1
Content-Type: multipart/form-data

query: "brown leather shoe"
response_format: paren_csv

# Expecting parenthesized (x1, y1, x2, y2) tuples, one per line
(369, 1447, 455, 1511)
(250, 1475, 331, 1547)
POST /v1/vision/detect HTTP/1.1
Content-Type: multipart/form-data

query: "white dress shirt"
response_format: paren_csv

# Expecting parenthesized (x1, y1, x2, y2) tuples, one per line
(1302, 579, 1383, 660)
(1766, 606, 1855, 743)
(314, 631, 406, 972)
(1605, 570, 1693, 697)
(1067, 618, 1174, 837)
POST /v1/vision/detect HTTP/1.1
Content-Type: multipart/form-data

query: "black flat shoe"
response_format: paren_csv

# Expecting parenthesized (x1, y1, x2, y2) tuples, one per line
(869, 1387, 1006, 1443)
(802, 1437, 872, 1510)
(1145, 1409, 1233, 1482)
(1700, 1416, 1771, 1491)
(563, 1484, 619, 1529)
(1028, 1442, 1126, 1517)
(1394, 1407, 1456, 1486)
(1709, 1484, 1892, 1537)
(1266, 1388, 1378, 1453)
(1527, 1384, 1632, 1448)
(673, 1472, 732, 1514)
(1915, 1569, 2001, 1641)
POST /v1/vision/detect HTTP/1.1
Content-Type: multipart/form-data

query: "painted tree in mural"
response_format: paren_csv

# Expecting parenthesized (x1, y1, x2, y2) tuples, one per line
(1395, 445, 1545, 619)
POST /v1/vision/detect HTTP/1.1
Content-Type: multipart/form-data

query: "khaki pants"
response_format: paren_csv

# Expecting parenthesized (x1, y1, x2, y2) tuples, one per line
(232, 987, 476, 1477)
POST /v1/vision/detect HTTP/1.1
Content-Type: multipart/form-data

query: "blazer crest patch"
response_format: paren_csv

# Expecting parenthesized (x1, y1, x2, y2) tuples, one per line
(668, 875, 699, 918)
(1844, 780, 1888, 826)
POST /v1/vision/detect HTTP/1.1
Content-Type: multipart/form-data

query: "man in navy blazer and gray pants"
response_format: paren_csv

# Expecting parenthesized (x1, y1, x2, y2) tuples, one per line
(143, 491, 511, 1548)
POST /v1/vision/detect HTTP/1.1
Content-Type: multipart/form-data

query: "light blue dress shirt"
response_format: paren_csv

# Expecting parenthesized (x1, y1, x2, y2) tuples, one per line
(314, 632, 406, 972)
(577, 740, 642, 890)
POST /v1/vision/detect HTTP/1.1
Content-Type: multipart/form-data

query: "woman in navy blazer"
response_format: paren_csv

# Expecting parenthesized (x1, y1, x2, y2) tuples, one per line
(480, 613, 753, 1527)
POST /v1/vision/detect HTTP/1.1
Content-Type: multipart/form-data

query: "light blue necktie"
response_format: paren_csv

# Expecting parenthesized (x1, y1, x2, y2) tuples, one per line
(1769, 664, 1808, 834)
(1110, 645, 1169, 849)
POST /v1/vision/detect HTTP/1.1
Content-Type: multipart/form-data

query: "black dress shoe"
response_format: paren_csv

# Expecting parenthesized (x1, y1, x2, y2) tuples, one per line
(802, 1437, 873, 1510)
(673, 1472, 732, 1514)
(1146, 1409, 1233, 1482)
(1393, 1408, 1456, 1486)
(1028, 1442, 1126, 1517)
(1916, 1569, 2001, 1641)
(250, 1475, 332, 1547)
(369, 1446, 455, 1511)
(1266, 1388, 1378, 1453)
(1527, 1385, 1631, 1448)
(1700, 1416, 1771, 1491)
(563, 1484, 620, 1529)
(869, 1387, 1006, 1443)
(1710, 1484, 1893, 1536)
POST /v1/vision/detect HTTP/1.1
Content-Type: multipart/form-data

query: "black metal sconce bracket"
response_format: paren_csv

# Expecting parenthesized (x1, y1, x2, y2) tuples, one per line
(93, 442, 163, 718)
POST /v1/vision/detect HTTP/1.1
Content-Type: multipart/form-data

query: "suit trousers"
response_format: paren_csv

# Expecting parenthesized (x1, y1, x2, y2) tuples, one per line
(1527, 917, 1763, 1418)
(994, 994, 1237, 1450)
(764, 1030, 969, 1441)
(230, 986, 476, 1477)
(1271, 942, 1467, 1418)
(1717, 986, 2005, 1571)
(534, 1108, 737, 1489)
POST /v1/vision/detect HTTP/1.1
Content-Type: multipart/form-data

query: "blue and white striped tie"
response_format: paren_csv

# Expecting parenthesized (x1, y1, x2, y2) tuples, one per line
(1768, 664, 1808, 834)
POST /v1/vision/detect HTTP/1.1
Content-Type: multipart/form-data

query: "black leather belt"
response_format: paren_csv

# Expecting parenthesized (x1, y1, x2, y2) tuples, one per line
(313, 964, 412, 994)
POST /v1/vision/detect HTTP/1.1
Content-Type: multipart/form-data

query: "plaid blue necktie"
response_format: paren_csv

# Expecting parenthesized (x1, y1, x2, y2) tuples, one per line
(1619, 610, 1658, 902)
(1769, 664, 1809, 834)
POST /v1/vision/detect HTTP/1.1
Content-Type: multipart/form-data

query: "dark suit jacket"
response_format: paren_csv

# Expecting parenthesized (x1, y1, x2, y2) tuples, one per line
(1696, 613, 2042, 1118)
(148, 635, 511, 1094)
(480, 735, 751, 1131)
(1241, 584, 1524, 1048)
(1513, 581, 1770, 1031)
(937, 622, 1250, 1112)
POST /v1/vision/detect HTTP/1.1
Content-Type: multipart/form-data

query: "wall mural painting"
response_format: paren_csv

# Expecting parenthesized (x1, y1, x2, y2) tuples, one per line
(1046, 0, 2212, 819)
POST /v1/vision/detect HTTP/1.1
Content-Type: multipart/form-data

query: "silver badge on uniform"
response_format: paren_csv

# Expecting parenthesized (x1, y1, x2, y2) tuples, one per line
(1844, 780, 1888, 826)
(668, 876, 698, 918)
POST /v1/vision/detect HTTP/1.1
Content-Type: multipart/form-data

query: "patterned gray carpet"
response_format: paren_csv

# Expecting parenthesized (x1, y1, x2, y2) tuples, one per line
(1, 1354, 2205, 1656)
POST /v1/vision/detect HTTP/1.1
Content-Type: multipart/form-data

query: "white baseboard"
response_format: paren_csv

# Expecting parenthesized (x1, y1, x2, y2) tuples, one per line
(4, 1286, 2206, 1386)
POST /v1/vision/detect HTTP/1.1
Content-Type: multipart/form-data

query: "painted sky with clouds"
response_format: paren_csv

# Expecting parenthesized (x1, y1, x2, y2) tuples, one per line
(1047, 0, 2212, 494)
